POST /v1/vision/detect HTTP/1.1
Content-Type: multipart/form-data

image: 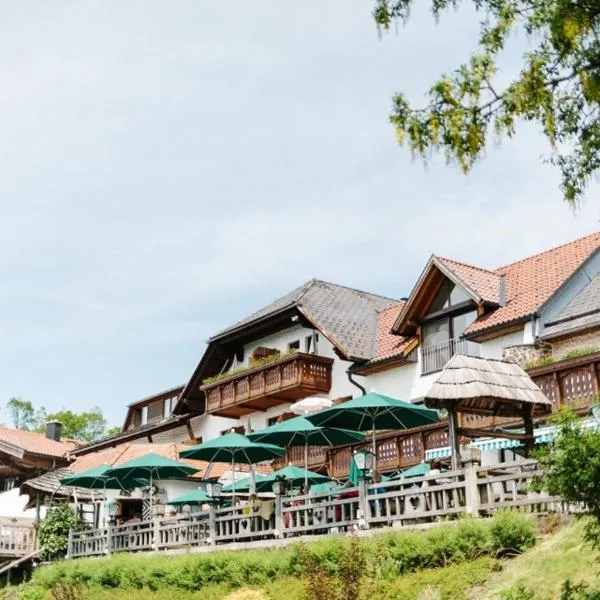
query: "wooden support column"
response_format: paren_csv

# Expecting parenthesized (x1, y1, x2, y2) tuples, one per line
(447, 405, 460, 471)
(522, 403, 535, 457)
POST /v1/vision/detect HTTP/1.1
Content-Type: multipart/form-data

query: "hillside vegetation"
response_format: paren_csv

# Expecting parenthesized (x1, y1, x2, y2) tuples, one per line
(5, 513, 600, 600)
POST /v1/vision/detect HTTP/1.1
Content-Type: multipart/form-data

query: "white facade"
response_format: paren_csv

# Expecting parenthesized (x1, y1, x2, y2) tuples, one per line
(364, 329, 528, 402)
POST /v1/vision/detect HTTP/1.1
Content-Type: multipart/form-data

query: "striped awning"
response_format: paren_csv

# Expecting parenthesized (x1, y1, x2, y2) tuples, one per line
(425, 420, 596, 460)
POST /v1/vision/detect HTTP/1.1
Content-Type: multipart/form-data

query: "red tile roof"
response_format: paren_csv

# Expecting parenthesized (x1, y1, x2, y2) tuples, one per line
(467, 231, 600, 334)
(70, 443, 272, 479)
(362, 303, 416, 367)
(0, 427, 78, 458)
(436, 257, 501, 304)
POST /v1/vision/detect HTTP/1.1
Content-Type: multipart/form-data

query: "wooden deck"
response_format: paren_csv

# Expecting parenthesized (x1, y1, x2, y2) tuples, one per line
(68, 459, 568, 559)
(202, 353, 334, 418)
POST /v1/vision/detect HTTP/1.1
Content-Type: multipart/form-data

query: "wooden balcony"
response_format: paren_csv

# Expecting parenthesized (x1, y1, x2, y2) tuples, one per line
(202, 353, 334, 418)
(272, 444, 329, 472)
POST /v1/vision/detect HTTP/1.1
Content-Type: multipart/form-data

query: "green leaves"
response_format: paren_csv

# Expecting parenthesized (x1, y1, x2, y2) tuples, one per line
(378, 0, 600, 204)
(38, 505, 84, 561)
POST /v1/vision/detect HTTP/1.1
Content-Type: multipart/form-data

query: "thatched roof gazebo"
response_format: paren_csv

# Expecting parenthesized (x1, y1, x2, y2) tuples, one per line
(424, 354, 553, 469)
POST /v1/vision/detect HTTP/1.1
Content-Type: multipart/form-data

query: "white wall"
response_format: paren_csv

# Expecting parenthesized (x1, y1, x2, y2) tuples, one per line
(479, 329, 526, 359)
(364, 328, 527, 403)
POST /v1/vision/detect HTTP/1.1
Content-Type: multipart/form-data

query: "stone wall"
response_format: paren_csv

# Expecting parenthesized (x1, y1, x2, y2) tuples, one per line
(551, 328, 600, 360)
(503, 343, 552, 367)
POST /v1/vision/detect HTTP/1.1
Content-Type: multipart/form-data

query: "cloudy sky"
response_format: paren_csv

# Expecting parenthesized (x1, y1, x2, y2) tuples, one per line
(0, 1, 597, 427)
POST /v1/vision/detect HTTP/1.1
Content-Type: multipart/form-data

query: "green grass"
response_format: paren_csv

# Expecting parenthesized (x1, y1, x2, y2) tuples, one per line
(482, 519, 600, 599)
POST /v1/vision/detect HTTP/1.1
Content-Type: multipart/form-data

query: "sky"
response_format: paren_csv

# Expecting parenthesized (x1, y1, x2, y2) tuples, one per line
(0, 1, 598, 428)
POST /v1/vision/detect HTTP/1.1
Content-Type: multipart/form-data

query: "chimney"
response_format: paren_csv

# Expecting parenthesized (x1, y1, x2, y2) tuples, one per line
(46, 421, 63, 442)
(498, 274, 506, 307)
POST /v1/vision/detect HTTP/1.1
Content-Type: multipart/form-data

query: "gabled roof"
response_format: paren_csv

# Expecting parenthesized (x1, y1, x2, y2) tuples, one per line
(467, 231, 600, 335)
(392, 255, 501, 335)
(0, 427, 78, 460)
(436, 257, 501, 305)
(394, 231, 600, 338)
(542, 273, 600, 339)
(211, 279, 398, 360)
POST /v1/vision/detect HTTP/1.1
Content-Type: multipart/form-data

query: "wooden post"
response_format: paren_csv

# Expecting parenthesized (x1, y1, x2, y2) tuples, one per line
(447, 405, 460, 471)
(66, 528, 73, 559)
(522, 403, 535, 457)
(463, 457, 480, 515)
(358, 476, 370, 530)
(208, 504, 217, 545)
(105, 523, 112, 555)
(274, 489, 284, 539)
(153, 518, 160, 551)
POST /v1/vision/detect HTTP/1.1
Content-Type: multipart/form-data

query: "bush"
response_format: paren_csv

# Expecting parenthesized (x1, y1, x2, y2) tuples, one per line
(38, 504, 85, 561)
(489, 511, 536, 556)
(27, 513, 537, 596)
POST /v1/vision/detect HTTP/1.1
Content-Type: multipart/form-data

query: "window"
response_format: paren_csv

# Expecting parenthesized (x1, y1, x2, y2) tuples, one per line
(4, 477, 16, 491)
(267, 416, 280, 427)
(305, 335, 312, 353)
(141, 406, 148, 426)
(421, 278, 479, 374)
(305, 332, 319, 353)
(426, 280, 470, 316)
(163, 398, 170, 419)
(288, 340, 300, 352)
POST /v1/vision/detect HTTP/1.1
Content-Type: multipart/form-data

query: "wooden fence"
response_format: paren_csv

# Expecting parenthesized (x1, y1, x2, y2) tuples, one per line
(68, 460, 566, 559)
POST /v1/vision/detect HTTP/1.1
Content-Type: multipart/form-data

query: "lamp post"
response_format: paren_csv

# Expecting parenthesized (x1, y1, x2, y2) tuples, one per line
(353, 450, 374, 529)
(205, 481, 223, 500)
(354, 449, 375, 479)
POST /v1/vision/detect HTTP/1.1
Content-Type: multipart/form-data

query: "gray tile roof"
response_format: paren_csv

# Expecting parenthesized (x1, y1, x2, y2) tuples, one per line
(543, 274, 600, 338)
(211, 279, 399, 360)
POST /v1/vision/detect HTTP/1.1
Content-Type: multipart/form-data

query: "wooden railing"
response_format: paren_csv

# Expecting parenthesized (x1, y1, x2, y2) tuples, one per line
(0, 521, 36, 558)
(421, 338, 481, 375)
(328, 424, 449, 479)
(273, 444, 328, 471)
(202, 353, 334, 417)
(68, 460, 567, 559)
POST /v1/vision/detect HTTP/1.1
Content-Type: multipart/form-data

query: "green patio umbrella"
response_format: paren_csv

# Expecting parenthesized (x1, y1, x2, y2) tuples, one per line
(267, 464, 330, 493)
(307, 393, 440, 468)
(106, 453, 200, 515)
(248, 416, 365, 490)
(60, 465, 137, 490)
(179, 432, 285, 501)
(167, 488, 219, 507)
(310, 481, 343, 495)
(389, 462, 431, 480)
(221, 473, 271, 495)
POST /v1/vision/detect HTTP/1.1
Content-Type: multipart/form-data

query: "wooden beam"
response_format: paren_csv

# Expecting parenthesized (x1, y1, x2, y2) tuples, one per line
(522, 403, 535, 456)
(457, 427, 531, 441)
(448, 406, 460, 471)
(186, 420, 195, 441)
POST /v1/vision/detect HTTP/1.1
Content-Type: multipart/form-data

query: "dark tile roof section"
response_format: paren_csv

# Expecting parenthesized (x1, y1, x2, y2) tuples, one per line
(542, 273, 600, 339)
(211, 279, 399, 360)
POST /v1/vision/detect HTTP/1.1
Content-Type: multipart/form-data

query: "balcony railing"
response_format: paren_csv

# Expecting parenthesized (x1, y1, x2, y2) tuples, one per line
(421, 338, 481, 375)
(202, 352, 334, 418)
(328, 423, 449, 479)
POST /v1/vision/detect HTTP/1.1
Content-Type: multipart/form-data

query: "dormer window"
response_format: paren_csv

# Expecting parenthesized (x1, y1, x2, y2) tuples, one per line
(421, 281, 478, 375)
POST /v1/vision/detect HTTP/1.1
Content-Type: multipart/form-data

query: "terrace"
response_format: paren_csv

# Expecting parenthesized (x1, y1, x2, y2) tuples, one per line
(68, 458, 565, 558)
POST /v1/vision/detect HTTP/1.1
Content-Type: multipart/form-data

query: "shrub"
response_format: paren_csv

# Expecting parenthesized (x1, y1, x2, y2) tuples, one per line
(38, 504, 85, 561)
(28, 513, 537, 596)
(489, 511, 536, 555)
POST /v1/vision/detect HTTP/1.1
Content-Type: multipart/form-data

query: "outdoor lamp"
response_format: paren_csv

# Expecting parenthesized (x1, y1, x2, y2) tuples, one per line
(354, 449, 375, 476)
(272, 479, 287, 495)
(107, 502, 118, 517)
(205, 481, 223, 498)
